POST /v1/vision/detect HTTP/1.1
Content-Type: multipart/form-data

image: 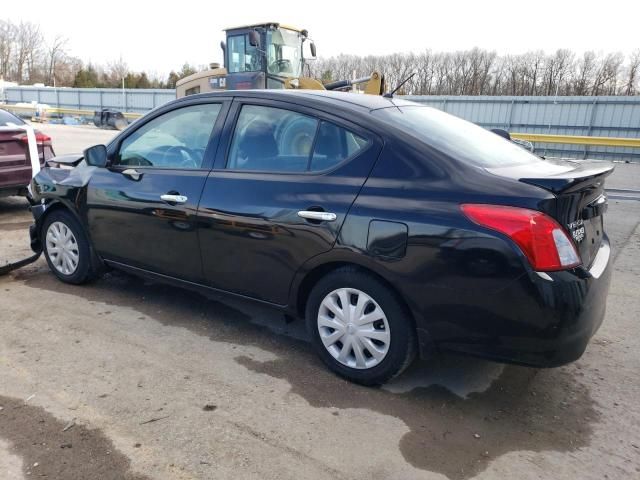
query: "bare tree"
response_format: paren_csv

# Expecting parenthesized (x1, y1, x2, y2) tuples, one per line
(46, 35, 67, 85)
(573, 51, 597, 95)
(621, 49, 640, 95)
(14, 21, 42, 82)
(106, 56, 129, 86)
(592, 52, 624, 95)
(0, 20, 16, 79)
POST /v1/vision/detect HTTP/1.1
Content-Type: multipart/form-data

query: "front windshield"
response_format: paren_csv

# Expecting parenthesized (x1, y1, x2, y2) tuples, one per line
(266, 28, 302, 78)
(372, 106, 545, 168)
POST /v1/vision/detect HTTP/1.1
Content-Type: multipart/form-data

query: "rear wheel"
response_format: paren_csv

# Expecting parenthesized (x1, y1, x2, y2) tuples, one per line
(42, 210, 97, 284)
(306, 267, 416, 385)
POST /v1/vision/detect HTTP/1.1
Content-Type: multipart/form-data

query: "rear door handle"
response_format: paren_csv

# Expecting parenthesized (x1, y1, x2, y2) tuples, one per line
(161, 194, 188, 204)
(297, 210, 337, 222)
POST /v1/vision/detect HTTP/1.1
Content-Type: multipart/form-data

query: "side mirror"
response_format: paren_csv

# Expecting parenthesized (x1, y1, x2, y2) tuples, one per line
(220, 40, 227, 69)
(490, 128, 511, 141)
(84, 144, 108, 168)
(248, 30, 260, 48)
(310, 42, 317, 58)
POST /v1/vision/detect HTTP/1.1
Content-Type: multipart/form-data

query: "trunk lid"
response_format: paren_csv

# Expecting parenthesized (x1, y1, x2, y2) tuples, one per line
(487, 159, 614, 269)
(0, 128, 30, 189)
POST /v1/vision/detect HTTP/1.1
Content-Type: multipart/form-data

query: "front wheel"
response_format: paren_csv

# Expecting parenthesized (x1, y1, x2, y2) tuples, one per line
(42, 210, 97, 285)
(306, 267, 416, 385)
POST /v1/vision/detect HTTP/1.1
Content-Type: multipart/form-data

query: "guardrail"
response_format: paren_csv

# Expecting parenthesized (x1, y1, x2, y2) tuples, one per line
(1, 104, 143, 119)
(511, 133, 640, 149)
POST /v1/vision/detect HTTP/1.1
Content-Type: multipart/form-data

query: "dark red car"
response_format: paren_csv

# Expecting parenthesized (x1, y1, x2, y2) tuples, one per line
(0, 109, 55, 197)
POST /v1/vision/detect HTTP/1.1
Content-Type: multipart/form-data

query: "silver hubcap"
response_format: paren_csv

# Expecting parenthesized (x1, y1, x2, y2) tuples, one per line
(46, 221, 79, 275)
(317, 288, 391, 369)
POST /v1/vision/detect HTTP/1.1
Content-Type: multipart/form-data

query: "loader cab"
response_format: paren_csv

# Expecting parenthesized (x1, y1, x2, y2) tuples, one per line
(224, 23, 309, 90)
(176, 22, 315, 98)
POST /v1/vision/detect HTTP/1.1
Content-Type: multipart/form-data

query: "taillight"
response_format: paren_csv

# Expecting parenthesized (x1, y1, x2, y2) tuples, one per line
(461, 204, 581, 271)
(16, 132, 52, 145)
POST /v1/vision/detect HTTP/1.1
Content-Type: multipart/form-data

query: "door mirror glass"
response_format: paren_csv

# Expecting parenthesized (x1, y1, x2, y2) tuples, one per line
(248, 30, 260, 48)
(84, 144, 108, 167)
(310, 42, 317, 59)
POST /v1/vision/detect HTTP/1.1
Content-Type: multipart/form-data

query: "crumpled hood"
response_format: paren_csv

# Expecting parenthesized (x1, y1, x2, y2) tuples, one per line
(46, 153, 85, 168)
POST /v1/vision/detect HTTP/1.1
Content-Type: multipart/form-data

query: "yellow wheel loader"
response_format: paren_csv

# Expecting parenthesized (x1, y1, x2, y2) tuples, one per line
(176, 22, 384, 97)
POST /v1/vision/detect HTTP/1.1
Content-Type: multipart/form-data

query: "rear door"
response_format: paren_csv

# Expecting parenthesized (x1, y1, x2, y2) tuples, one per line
(87, 99, 229, 281)
(198, 99, 381, 305)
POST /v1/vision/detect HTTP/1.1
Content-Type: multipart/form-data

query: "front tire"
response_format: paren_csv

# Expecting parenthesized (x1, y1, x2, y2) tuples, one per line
(306, 267, 416, 385)
(42, 210, 97, 284)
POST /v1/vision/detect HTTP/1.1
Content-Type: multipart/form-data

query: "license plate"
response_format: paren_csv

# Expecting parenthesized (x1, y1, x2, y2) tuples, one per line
(568, 219, 586, 244)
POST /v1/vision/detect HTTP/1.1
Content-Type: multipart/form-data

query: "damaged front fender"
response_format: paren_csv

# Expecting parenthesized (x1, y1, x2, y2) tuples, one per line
(28, 156, 97, 255)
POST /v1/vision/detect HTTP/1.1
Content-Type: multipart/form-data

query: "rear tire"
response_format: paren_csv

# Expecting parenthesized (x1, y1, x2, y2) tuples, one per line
(42, 210, 97, 285)
(305, 267, 416, 385)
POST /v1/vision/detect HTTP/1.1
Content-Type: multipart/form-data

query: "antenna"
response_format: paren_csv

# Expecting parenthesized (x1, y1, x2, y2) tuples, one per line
(383, 72, 416, 98)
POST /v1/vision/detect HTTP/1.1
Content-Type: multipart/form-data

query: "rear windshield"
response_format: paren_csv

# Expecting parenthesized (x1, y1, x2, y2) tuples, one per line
(0, 109, 25, 127)
(372, 106, 542, 167)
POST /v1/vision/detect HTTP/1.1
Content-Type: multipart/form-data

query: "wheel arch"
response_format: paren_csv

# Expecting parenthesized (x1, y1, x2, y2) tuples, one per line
(36, 199, 105, 274)
(290, 254, 436, 360)
(35, 199, 85, 236)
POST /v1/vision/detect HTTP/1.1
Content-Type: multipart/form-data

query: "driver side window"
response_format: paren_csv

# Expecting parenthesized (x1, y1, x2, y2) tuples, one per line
(118, 103, 221, 169)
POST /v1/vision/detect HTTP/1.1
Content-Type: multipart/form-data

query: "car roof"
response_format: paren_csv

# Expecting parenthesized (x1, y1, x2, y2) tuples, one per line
(0, 108, 26, 126)
(224, 22, 305, 33)
(183, 89, 419, 113)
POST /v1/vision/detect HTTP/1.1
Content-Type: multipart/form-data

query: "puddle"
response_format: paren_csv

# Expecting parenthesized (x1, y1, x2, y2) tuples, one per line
(0, 395, 149, 480)
(384, 357, 505, 398)
(15, 267, 599, 480)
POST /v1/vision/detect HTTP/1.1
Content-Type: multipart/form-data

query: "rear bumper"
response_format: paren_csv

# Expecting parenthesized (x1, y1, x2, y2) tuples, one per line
(433, 237, 612, 367)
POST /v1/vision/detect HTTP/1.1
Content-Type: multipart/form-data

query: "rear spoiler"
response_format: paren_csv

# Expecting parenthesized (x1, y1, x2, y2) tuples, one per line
(519, 163, 615, 194)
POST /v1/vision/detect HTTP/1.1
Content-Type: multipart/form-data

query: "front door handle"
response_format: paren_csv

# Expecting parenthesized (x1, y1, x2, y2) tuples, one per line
(122, 168, 142, 181)
(161, 194, 188, 204)
(297, 210, 337, 222)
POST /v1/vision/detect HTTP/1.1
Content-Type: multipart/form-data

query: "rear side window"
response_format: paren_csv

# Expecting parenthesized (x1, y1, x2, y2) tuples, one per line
(372, 106, 545, 168)
(227, 105, 368, 173)
(0, 109, 26, 126)
(311, 121, 368, 171)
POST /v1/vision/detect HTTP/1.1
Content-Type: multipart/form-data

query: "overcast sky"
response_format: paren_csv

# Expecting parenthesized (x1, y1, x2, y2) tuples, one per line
(3, 0, 639, 76)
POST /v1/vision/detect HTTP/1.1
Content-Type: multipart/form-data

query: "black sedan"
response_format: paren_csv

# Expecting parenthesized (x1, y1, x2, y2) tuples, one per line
(28, 90, 613, 385)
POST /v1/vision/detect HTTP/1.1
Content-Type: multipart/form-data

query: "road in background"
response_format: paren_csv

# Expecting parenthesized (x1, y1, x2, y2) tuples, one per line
(37, 123, 117, 155)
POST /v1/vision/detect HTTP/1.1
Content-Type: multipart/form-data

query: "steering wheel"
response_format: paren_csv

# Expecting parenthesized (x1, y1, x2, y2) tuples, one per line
(161, 145, 199, 168)
(120, 153, 153, 167)
(270, 59, 292, 74)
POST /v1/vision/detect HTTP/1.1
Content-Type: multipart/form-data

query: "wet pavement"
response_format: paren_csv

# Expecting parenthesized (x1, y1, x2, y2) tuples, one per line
(0, 131, 639, 479)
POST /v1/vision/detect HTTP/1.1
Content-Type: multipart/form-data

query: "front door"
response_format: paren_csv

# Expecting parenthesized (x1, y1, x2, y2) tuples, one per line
(87, 101, 228, 281)
(198, 100, 381, 305)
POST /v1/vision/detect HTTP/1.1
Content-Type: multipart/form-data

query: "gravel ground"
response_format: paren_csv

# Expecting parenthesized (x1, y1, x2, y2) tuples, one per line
(0, 125, 639, 480)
